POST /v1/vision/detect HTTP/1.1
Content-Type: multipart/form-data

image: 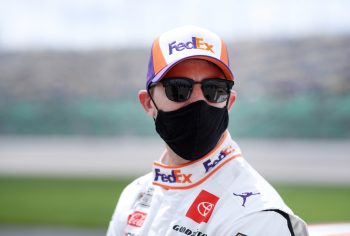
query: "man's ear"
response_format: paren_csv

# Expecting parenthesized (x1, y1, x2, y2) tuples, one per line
(227, 90, 236, 112)
(138, 90, 157, 117)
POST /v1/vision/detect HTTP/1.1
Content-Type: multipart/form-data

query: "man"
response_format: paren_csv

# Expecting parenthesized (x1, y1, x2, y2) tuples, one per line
(107, 25, 309, 236)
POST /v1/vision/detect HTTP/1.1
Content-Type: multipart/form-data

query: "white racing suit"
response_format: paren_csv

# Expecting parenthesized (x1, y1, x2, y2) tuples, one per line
(107, 131, 309, 236)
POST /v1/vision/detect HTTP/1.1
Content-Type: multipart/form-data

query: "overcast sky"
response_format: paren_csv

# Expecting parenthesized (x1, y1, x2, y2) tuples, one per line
(0, 0, 349, 50)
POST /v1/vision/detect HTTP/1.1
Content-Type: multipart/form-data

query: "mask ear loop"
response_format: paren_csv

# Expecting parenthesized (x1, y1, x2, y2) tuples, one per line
(147, 87, 159, 121)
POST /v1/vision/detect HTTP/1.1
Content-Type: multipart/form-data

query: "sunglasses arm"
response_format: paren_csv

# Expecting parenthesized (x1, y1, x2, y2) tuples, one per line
(147, 89, 160, 113)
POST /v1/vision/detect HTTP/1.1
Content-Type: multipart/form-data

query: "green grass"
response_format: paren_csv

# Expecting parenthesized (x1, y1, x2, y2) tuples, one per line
(277, 185, 350, 223)
(0, 176, 132, 228)
(0, 176, 349, 228)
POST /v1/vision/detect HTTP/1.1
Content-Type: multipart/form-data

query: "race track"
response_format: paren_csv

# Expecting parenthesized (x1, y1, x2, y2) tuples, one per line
(0, 136, 349, 184)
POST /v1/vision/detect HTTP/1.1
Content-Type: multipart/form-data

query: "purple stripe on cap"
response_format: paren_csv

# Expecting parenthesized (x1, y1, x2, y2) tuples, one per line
(146, 48, 155, 88)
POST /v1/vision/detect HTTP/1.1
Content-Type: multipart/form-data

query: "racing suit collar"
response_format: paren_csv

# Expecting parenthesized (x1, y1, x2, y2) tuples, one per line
(152, 131, 242, 190)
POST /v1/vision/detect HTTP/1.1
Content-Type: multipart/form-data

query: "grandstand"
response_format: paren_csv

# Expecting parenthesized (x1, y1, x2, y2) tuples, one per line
(0, 36, 349, 137)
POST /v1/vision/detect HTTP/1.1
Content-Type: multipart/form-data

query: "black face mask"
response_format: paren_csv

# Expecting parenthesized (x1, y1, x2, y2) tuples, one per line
(155, 100, 229, 161)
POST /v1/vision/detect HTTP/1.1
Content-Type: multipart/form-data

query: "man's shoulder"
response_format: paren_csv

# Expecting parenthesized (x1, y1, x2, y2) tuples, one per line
(122, 172, 153, 195)
(113, 172, 153, 213)
(209, 155, 310, 234)
(224, 156, 291, 212)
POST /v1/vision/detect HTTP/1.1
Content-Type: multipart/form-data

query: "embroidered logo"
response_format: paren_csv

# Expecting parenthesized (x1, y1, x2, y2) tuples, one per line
(127, 211, 147, 227)
(168, 37, 214, 55)
(233, 192, 260, 207)
(197, 201, 214, 217)
(203, 146, 234, 173)
(186, 190, 219, 223)
(173, 225, 207, 236)
(137, 187, 154, 208)
(154, 168, 192, 183)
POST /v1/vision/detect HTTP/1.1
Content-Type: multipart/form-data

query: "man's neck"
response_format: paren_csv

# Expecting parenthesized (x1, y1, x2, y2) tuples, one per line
(159, 145, 190, 166)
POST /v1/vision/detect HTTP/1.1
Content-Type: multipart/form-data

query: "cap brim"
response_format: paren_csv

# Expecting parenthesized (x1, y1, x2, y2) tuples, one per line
(147, 55, 234, 89)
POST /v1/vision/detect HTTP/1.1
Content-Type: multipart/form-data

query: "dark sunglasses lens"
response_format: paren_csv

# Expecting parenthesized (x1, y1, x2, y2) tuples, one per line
(202, 80, 231, 103)
(163, 79, 192, 102)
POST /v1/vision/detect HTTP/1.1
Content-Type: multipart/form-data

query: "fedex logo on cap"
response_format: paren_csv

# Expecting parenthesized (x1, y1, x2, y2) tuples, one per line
(168, 37, 214, 55)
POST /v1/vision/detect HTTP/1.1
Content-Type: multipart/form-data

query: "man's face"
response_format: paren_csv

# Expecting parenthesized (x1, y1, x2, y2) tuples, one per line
(151, 59, 228, 112)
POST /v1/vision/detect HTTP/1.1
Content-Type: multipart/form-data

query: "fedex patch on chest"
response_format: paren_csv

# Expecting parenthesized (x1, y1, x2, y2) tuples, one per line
(186, 190, 219, 224)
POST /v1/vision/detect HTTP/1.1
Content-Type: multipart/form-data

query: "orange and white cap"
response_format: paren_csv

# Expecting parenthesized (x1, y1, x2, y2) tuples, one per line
(146, 25, 234, 89)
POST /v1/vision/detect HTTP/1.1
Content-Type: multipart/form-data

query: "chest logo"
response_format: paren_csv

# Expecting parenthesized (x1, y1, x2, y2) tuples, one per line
(233, 192, 260, 207)
(127, 211, 147, 227)
(197, 202, 214, 217)
(186, 190, 219, 223)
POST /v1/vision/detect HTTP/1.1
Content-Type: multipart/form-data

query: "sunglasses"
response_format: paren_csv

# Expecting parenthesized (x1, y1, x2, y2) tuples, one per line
(150, 77, 234, 103)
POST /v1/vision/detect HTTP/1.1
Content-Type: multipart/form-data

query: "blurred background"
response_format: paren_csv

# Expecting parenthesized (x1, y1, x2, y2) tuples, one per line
(0, 0, 349, 235)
